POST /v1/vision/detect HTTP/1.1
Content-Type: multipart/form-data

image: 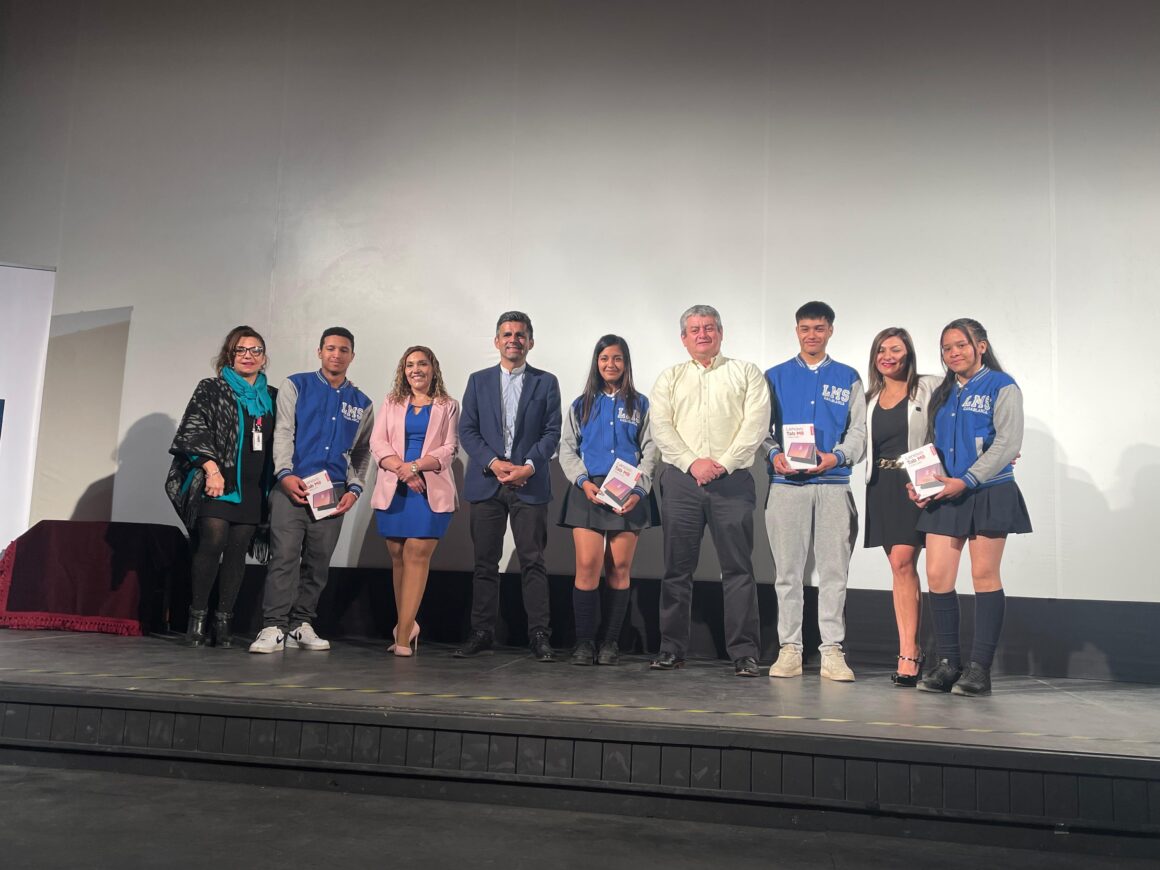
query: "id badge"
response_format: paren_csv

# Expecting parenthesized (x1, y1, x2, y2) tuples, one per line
(252, 430, 263, 451)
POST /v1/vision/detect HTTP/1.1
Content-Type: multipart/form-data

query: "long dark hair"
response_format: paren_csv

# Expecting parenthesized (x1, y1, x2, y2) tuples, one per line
(579, 335, 639, 424)
(928, 318, 1005, 432)
(212, 325, 267, 374)
(865, 327, 918, 402)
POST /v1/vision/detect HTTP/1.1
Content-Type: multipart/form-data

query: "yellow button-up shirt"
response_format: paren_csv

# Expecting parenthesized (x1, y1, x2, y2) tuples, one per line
(649, 354, 771, 474)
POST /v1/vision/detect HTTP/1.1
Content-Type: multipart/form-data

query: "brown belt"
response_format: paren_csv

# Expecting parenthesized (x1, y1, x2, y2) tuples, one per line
(875, 458, 904, 469)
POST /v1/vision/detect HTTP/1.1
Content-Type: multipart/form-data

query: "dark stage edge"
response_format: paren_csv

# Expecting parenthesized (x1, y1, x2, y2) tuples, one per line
(1, 632, 1158, 859)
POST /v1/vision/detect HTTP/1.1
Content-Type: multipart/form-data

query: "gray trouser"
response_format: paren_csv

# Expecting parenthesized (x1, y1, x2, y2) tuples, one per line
(261, 486, 345, 629)
(765, 483, 857, 650)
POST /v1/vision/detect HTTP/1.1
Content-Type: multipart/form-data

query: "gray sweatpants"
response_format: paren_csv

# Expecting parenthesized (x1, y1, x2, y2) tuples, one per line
(765, 484, 858, 651)
(260, 486, 345, 630)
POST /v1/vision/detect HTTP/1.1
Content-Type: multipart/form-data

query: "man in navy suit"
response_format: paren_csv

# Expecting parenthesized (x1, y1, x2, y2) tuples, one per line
(455, 311, 562, 661)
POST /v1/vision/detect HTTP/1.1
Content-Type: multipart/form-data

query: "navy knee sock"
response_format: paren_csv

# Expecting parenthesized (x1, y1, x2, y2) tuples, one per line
(573, 587, 599, 643)
(602, 588, 631, 645)
(970, 589, 1006, 669)
(928, 590, 961, 669)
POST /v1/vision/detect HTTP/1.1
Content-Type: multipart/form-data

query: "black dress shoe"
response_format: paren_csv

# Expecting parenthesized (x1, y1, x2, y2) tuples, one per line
(595, 640, 620, 666)
(530, 630, 556, 662)
(571, 640, 595, 665)
(734, 656, 760, 677)
(951, 661, 992, 697)
(917, 658, 962, 693)
(453, 630, 494, 658)
(649, 651, 685, 670)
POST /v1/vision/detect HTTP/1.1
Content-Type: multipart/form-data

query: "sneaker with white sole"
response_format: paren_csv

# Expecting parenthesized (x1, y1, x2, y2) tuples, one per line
(768, 645, 803, 678)
(287, 622, 331, 651)
(820, 647, 855, 682)
(248, 626, 285, 654)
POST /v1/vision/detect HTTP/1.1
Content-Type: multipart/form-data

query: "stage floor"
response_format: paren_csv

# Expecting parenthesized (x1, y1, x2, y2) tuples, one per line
(1, 630, 1157, 761)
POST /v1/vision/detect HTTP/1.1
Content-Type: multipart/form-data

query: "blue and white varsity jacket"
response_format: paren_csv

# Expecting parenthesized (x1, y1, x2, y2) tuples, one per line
(932, 366, 1023, 490)
(764, 356, 866, 486)
(273, 370, 374, 494)
(558, 392, 657, 499)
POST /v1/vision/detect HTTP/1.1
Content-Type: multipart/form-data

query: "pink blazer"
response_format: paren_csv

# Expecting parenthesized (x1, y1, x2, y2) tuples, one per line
(369, 396, 460, 513)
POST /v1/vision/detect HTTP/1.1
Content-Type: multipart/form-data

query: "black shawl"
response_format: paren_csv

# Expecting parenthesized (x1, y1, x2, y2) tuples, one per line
(165, 376, 277, 541)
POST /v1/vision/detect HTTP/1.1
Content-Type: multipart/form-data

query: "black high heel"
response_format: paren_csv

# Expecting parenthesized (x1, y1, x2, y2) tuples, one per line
(891, 651, 925, 688)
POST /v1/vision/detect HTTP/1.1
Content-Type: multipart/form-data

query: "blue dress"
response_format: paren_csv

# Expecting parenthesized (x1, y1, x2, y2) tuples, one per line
(374, 405, 453, 539)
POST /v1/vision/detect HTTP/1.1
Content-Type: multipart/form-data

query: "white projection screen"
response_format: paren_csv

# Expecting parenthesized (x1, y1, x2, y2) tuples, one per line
(0, 0, 1157, 602)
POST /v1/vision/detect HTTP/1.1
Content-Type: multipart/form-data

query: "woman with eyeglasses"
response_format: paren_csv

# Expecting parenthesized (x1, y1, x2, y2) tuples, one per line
(166, 326, 276, 648)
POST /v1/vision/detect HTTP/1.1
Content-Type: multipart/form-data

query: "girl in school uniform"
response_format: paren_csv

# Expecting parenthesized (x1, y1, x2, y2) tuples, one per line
(558, 335, 659, 665)
(911, 319, 1032, 697)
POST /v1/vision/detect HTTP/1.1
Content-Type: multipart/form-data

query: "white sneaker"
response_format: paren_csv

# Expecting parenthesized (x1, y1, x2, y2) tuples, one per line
(768, 645, 803, 678)
(248, 626, 285, 654)
(821, 648, 855, 682)
(287, 622, 331, 651)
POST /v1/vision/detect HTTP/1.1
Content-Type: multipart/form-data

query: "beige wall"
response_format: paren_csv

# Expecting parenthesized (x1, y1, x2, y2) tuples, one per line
(2, 1, 1158, 599)
(30, 312, 130, 524)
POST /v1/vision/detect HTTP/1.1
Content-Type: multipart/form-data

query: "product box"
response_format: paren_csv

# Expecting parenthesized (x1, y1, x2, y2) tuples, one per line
(303, 469, 339, 519)
(597, 458, 642, 510)
(902, 444, 947, 497)
(783, 423, 818, 471)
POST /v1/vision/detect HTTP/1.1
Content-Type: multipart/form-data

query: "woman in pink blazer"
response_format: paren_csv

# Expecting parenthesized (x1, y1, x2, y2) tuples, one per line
(370, 345, 460, 657)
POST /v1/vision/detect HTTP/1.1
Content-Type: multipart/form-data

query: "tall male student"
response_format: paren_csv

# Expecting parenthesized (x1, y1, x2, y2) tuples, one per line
(249, 327, 373, 653)
(764, 302, 866, 680)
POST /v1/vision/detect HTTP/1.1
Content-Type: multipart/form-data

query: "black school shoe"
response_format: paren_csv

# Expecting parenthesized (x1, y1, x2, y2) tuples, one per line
(917, 658, 962, 693)
(951, 662, 992, 697)
(595, 641, 620, 666)
(570, 640, 595, 665)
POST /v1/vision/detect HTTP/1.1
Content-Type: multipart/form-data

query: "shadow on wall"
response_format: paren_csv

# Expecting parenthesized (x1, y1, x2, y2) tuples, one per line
(993, 429, 1160, 683)
(71, 413, 177, 522)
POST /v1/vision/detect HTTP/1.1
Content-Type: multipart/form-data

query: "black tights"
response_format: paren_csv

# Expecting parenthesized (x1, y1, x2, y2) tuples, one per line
(190, 517, 254, 612)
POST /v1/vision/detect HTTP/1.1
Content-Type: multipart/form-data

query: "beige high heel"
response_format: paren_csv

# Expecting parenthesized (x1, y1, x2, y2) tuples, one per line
(388, 621, 420, 657)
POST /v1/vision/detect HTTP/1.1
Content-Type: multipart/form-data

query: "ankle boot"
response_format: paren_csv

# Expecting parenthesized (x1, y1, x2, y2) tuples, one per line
(213, 612, 233, 649)
(183, 608, 209, 647)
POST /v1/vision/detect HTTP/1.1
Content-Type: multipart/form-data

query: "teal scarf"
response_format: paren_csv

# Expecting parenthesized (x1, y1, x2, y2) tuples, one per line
(221, 367, 273, 417)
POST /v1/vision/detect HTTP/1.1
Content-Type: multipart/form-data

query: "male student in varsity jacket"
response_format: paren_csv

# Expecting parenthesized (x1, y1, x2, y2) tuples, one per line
(249, 327, 374, 654)
(764, 301, 866, 682)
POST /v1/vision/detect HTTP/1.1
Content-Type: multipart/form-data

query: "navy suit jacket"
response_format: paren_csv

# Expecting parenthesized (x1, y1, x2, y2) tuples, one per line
(459, 364, 562, 505)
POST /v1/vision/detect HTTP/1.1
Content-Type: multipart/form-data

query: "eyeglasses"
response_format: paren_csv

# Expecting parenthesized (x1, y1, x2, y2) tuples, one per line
(233, 346, 265, 358)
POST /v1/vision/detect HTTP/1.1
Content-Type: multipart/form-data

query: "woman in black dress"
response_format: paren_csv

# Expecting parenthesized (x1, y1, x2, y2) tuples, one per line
(167, 326, 276, 648)
(864, 327, 940, 686)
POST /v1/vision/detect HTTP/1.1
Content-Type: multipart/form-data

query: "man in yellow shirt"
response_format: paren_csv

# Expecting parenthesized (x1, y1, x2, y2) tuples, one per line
(648, 305, 771, 676)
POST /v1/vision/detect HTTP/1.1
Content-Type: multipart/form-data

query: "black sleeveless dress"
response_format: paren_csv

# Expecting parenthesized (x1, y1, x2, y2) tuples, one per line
(863, 400, 922, 548)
